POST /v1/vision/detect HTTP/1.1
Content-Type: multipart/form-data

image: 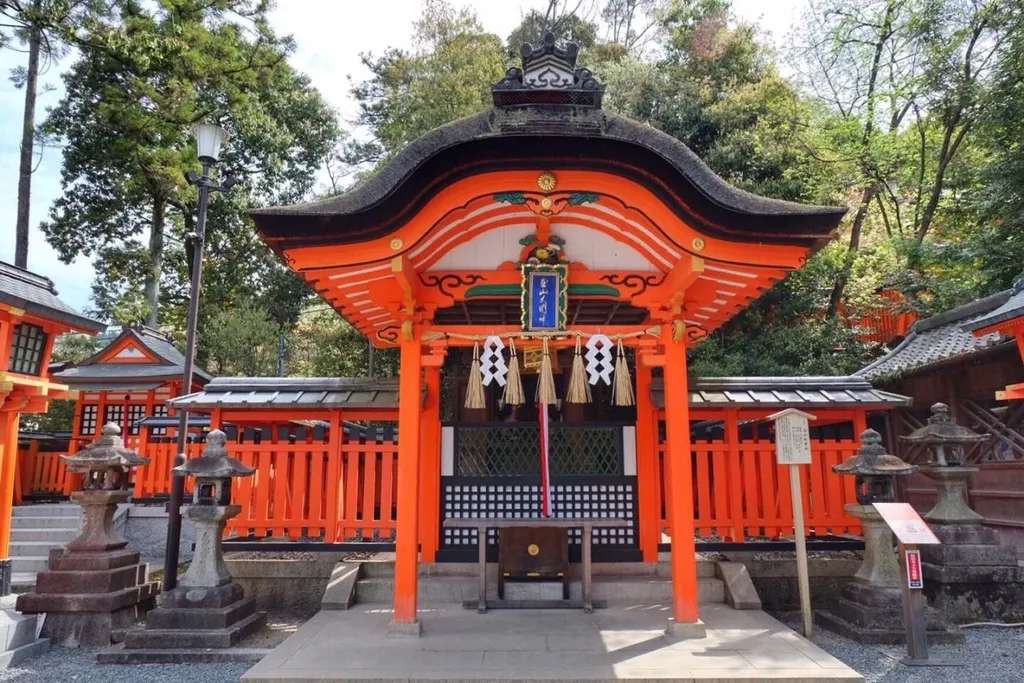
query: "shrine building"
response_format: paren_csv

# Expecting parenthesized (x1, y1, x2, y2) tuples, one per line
(206, 33, 908, 634)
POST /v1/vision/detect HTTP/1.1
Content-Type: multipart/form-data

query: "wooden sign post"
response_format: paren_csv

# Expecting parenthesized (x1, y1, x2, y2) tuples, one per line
(768, 408, 816, 638)
(873, 502, 948, 666)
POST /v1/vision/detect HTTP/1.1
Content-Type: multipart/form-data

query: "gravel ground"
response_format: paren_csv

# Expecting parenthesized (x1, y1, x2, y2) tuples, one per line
(780, 613, 1024, 682)
(0, 611, 303, 683)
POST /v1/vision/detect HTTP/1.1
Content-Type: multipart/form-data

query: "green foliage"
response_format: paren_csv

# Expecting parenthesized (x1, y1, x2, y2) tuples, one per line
(286, 308, 398, 378)
(41, 0, 339, 328)
(200, 298, 281, 376)
(348, 0, 505, 165)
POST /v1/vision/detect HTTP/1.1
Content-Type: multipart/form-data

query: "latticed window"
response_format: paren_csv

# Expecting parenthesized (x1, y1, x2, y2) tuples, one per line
(127, 404, 147, 435)
(80, 405, 98, 437)
(104, 404, 124, 431)
(151, 404, 168, 436)
(456, 424, 623, 477)
(8, 323, 47, 375)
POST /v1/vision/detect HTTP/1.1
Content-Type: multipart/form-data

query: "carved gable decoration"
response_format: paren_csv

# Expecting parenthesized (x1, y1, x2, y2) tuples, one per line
(492, 32, 604, 108)
(113, 344, 148, 361)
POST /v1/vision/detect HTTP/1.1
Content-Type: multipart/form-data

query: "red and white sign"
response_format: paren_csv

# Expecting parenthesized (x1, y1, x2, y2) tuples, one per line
(872, 503, 940, 545)
(905, 548, 924, 589)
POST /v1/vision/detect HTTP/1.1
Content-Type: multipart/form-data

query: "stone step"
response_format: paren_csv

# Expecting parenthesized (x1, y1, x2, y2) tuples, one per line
(11, 516, 80, 530)
(11, 556, 49, 574)
(359, 559, 717, 579)
(9, 528, 77, 543)
(12, 505, 80, 518)
(8, 540, 67, 557)
(354, 575, 726, 606)
(122, 610, 266, 650)
(9, 573, 38, 594)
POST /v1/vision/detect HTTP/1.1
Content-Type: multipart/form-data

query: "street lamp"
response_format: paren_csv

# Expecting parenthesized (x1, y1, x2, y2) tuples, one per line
(163, 122, 236, 591)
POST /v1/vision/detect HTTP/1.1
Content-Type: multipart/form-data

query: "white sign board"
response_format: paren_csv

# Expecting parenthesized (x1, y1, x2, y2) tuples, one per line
(769, 409, 815, 465)
(873, 502, 941, 545)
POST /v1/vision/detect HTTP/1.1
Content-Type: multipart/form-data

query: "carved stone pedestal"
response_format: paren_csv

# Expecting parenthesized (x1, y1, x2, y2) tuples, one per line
(105, 504, 265, 663)
(16, 490, 157, 647)
(817, 504, 962, 644)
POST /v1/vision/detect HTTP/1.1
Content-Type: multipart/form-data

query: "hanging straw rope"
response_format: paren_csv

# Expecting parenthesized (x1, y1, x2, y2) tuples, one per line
(503, 338, 525, 406)
(612, 338, 635, 407)
(565, 334, 591, 404)
(536, 337, 558, 406)
(464, 342, 486, 409)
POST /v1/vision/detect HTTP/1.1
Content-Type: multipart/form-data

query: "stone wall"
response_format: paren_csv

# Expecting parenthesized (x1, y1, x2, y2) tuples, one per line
(723, 552, 862, 613)
(123, 504, 196, 566)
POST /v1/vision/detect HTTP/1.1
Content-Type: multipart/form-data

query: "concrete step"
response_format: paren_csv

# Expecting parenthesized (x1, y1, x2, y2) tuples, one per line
(359, 559, 717, 579)
(9, 528, 77, 543)
(11, 516, 80, 530)
(11, 556, 49, 574)
(12, 505, 79, 518)
(10, 573, 38, 594)
(354, 574, 726, 606)
(8, 540, 66, 556)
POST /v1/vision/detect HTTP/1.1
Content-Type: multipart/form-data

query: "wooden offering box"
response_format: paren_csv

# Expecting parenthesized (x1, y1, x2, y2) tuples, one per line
(498, 526, 569, 600)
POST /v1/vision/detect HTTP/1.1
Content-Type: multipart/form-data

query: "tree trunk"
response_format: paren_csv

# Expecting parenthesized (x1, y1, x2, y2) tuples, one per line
(144, 198, 165, 327)
(827, 184, 878, 319)
(14, 23, 41, 269)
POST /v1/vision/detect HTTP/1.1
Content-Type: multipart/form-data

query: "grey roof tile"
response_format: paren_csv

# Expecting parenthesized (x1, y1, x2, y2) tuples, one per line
(170, 377, 401, 410)
(54, 326, 211, 384)
(961, 281, 1024, 333)
(651, 376, 909, 409)
(858, 290, 1015, 381)
(0, 260, 103, 332)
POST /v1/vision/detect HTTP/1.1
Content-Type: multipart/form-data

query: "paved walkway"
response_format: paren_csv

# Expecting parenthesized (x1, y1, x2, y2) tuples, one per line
(243, 603, 862, 682)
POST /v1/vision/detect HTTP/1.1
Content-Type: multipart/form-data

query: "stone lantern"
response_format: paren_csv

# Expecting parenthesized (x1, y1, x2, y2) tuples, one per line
(899, 404, 1023, 622)
(899, 403, 988, 523)
(16, 424, 158, 647)
(818, 429, 959, 644)
(117, 430, 265, 659)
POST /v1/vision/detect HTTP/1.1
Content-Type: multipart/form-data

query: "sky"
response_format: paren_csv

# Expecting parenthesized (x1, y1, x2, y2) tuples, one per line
(0, 0, 803, 313)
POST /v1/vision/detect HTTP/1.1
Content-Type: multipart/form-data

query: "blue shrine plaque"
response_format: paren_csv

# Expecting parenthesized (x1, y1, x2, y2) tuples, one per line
(522, 264, 567, 331)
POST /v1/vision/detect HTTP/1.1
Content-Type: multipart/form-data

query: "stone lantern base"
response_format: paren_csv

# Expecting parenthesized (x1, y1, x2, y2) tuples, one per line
(15, 491, 158, 647)
(816, 504, 963, 644)
(102, 504, 265, 663)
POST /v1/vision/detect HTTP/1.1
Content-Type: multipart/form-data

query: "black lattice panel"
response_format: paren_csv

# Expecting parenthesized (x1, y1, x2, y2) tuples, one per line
(441, 477, 637, 548)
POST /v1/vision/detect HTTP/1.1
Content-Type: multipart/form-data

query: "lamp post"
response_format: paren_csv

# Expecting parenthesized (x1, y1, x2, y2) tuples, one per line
(163, 123, 236, 591)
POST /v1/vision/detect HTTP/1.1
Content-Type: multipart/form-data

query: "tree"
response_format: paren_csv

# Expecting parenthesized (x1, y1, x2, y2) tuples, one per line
(1, 0, 108, 268)
(286, 307, 398, 378)
(348, 0, 505, 167)
(41, 0, 338, 328)
(200, 298, 280, 376)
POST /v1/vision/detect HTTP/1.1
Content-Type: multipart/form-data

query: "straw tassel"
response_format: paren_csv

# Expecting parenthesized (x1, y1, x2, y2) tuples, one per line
(503, 338, 525, 406)
(565, 335, 591, 404)
(536, 337, 558, 406)
(612, 338, 635, 407)
(464, 343, 487, 409)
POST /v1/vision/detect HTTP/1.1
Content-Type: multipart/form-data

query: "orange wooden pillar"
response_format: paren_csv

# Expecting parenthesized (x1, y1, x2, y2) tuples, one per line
(634, 359, 660, 563)
(418, 366, 441, 563)
(661, 324, 705, 638)
(0, 410, 20, 568)
(392, 328, 423, 631)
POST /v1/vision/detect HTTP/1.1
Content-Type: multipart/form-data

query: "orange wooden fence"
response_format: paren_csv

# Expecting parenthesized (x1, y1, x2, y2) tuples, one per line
(226, 435, 398, 541)
(659, 439, 862, 540)
(14, 447, 69, 502)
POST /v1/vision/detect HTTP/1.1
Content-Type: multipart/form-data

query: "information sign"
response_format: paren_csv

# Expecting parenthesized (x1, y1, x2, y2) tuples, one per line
(768, 409, 815, 465)
(873, 502, 940, 545)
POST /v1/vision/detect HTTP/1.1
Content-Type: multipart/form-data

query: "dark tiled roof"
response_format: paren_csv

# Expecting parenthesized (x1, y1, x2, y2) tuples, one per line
(0, 260, 103, 332)
(857, 290, 1015, 381)
(961, 281, 1024, 334)
(652, 376, 909, 409)
(171, 377, 400, 410)
(54, 326, 211, 384)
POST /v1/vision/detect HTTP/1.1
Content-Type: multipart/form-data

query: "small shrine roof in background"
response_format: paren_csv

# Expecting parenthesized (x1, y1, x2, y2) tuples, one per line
(54, 326, 211, 385)
(857, 289, 1016, 381)
(0, 260, 104, 332)
(961, 279, 1024, 334)
(171, 376, 402, 410)
(651, 375, 910, 410)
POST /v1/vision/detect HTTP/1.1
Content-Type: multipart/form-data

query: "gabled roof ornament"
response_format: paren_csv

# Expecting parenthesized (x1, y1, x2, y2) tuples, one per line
(492, 31, 604, 108)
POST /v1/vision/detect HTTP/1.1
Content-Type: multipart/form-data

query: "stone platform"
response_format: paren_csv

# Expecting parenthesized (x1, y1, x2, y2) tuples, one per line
(242, 603, 862, 682)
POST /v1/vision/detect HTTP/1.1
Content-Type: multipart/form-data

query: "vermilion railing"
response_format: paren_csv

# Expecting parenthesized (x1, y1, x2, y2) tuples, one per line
(226, 437, 399, 541)
(658, 439, 862, 540)
(15, 448, 69, 501)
